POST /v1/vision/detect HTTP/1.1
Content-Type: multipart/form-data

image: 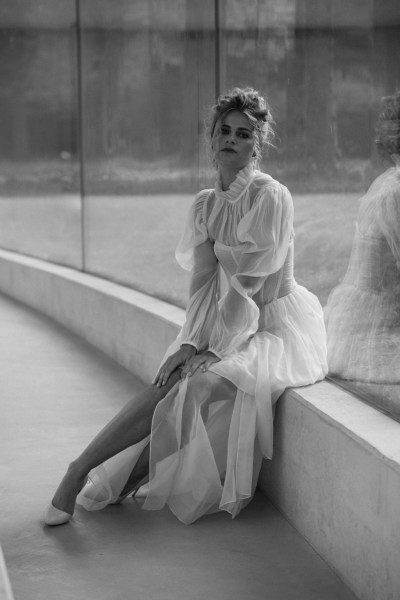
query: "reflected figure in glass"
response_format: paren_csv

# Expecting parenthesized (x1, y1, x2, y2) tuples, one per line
(43, 88, 327, 527)
(325, 92, 400, 418)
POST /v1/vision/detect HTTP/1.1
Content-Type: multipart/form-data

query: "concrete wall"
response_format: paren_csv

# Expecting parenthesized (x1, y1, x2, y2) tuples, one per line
(0, 248, 399, 600)
(260, 383, 400, 600)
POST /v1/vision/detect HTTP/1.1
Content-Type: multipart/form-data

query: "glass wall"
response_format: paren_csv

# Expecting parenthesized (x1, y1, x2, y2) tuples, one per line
(0, 0, 82, 268)
(0, 0, 399, 418)
(219, 0, 400, 304)
(80, 0, 215, 305)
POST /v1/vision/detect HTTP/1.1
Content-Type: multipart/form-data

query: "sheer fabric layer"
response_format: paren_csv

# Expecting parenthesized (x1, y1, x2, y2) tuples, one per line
(325, 165, 400, 382)
(77, 166, 327, 524)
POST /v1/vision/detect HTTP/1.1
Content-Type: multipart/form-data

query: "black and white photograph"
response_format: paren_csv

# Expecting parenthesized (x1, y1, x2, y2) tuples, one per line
(0, 2, 399, 599)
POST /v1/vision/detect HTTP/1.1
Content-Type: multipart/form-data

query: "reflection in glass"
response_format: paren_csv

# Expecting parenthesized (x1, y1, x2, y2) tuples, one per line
(80, 0, 215, 305)
(0, 1, 82, 268)
(219, 0, 400, 304)
(325, 92, 400, 419)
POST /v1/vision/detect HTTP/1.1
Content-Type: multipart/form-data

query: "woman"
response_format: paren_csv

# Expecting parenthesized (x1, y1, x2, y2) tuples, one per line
(44, 87, 327, 526)
(324, 91, 400, 418)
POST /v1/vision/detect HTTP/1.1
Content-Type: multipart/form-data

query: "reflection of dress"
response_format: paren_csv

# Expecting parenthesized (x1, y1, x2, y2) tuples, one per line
(77, 165, 327, 524)
(325, 162, 400, 389)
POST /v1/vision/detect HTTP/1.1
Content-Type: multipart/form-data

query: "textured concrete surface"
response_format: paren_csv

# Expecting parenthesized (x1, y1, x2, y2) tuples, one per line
(0, 546, 14, 600)
(0, 293, 357, 600)
(261, 383, 400, 600)
(0, 248, 184, 384)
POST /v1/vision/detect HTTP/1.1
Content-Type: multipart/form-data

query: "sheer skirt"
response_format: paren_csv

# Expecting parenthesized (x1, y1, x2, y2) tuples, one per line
(77, 284, 327, 524)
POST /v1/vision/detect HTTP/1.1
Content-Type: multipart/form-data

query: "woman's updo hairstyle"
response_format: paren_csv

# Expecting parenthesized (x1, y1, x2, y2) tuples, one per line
(210, 87, 274, 164)
(375, 91, 400, 158)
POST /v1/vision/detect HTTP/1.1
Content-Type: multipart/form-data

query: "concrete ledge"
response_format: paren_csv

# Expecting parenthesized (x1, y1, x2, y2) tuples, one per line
(260, 382, 400, 600)
(0, 249, 184, 382)
(0, 248, 398, 600)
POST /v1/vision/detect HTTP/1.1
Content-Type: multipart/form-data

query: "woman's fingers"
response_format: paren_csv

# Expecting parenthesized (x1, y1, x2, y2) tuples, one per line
(180, 363, 190, 378)
(152, 370, 163, 387)
(162, 360, 176, 386)
(156, 350, 191, 386)
(153, 357, 174, 387)
(152, 369, 161, 386)
(182, 355, 207, 378)
(180, 361, 193, 379)
(156, 351, 218, 385)
(153, 348, 201, 386)
(201, 354, 220, 372)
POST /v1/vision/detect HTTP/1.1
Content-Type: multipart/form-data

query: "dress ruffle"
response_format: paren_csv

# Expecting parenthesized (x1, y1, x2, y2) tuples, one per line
(214, 164, 255, 204)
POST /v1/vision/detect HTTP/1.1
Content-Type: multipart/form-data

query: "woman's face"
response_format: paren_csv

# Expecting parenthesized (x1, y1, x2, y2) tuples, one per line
(212, 110, 256, 172)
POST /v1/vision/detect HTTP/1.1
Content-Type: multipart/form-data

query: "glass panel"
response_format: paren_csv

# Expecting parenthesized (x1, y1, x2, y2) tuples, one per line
(220, 0, 400, 419)
(80, 0, 216, 306)
(0, 1, 82, 268)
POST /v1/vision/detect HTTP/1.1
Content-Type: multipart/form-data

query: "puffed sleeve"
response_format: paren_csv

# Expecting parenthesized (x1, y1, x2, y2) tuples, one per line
(176, 190, 219, 351)
(175, 190, 210, 270)
(208, 183, 293, 358)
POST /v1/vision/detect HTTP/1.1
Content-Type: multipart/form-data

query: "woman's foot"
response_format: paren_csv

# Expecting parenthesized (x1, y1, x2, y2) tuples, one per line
(43, 463, 87, 526)
(43, 503, 72, 526)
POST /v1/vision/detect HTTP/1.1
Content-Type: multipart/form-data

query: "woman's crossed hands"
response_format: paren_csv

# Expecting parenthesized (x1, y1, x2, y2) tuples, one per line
(153, 344, 196, 387)
(180, 352, 220, 379)
(153, 345, 220, 387)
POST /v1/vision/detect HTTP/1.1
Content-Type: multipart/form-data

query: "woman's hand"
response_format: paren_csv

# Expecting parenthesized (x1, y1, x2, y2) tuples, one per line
(180, 351, 221, 379)
(152, 344, 197, 387)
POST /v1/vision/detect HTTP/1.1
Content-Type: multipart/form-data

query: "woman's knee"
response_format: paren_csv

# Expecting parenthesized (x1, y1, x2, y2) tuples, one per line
(185, 369, 216, 397)
(140, 370, 181, 409)
(184, 370, 233, 412)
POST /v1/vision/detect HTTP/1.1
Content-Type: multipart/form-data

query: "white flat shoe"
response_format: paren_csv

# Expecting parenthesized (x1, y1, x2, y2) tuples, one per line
(43, 503, 72, 526)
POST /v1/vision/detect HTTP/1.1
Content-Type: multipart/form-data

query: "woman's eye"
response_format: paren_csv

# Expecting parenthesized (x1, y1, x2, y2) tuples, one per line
(238, 132, 249, 139)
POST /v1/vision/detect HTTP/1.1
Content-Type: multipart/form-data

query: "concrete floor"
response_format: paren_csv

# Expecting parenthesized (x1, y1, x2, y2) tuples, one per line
(0, 293, 358, 600)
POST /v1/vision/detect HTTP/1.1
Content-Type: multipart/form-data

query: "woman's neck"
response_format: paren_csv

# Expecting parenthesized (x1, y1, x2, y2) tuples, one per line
(219, 168, 237, 191)
(219, 164, 253, 191)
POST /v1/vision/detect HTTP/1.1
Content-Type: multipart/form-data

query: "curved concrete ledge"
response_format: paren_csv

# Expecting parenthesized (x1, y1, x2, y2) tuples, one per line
(260, 382, 400, 600)
(0, 248, 399, 600)
(0, 249, 184, 383)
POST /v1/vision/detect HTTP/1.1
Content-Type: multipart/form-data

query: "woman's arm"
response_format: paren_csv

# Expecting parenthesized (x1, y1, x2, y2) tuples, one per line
(179, 237, 219, 352)
(153, 193, 219, 385)
(208, 183, 293, 358)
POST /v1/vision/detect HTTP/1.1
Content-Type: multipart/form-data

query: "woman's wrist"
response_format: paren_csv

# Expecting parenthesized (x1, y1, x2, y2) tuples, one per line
(180, 343, 197, 356)
(206, 348, 222, 360)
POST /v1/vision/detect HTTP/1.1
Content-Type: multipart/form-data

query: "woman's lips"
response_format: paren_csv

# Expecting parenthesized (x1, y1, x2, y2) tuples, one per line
(221, 148, 236, 153)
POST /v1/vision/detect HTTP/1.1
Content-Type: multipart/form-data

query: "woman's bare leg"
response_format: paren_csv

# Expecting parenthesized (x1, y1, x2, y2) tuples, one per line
(51, 370, 181, 516)
(116, 371, 236, 502)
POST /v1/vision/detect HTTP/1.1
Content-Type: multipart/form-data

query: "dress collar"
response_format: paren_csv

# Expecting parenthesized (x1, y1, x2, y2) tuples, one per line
(215, 164, 255, 204)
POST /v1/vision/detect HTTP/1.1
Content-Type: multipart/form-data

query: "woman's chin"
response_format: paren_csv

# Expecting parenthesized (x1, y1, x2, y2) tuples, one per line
(217, 155, 246, 171)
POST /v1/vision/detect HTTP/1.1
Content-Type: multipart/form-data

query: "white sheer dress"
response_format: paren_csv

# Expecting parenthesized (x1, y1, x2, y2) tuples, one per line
(325, 157, 400, 416)
(77, 165, 327, 524)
